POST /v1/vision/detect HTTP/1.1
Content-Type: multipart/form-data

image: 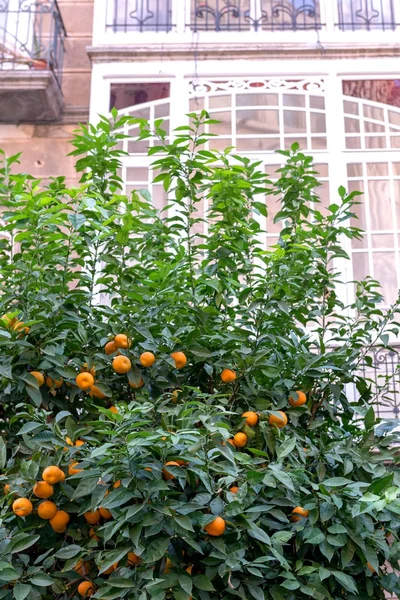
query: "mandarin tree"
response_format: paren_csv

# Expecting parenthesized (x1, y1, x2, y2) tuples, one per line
(0, 111, 399, 600)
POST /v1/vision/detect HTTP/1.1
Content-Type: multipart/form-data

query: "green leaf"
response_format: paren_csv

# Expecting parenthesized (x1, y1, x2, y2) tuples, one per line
(247, 585, 265, 600)
(72, 478, 99, 500)
(54, 545, 81, 559)
(173, 514, 194, 532)
(178, 575, 192, 595)
(13, 584, 31, 600)
(320, 502, 336, 522)
(271, 531, 294, 544)
(367, 473, 393, 495)
(29, 574, 54, 586)
(322, 477, 353, 488)
(364, 406, 375, 430)
(193, 574, 215, 592)
(276, 437, 296, 459)
(9, 534, 40, 554)
(304, 528, 325, 545)
(144, 538, 169, 563)
(0, 438, 6, 470)
(331, 571, 358, 594)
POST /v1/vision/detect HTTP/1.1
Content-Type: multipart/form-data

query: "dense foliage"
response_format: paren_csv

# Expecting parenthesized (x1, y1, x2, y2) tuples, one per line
(0, 110, 399, 600)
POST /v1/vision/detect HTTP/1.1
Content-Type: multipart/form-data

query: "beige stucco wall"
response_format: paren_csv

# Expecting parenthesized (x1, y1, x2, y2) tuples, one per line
(0, 0, 93, 187)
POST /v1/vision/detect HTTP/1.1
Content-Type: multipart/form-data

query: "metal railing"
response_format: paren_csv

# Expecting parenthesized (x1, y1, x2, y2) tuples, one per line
(336, 0, 397, 30)
(191, 0, 322, 31)
(105, 0, 398, 32)
(0, 0, 66, 87)
(106, 0, 173, 32)
(359, 346, 400, 421)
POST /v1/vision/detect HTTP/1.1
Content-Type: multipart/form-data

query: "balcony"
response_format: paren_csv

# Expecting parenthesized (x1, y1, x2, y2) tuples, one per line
(103, 0, 398, 33)
(0, 0, 66, 123)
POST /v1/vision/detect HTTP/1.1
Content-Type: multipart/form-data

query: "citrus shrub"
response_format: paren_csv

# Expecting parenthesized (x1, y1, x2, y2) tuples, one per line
(0, 111, 400, 600)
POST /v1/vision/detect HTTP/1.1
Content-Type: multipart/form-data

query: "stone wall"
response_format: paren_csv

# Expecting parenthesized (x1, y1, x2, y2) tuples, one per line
(0, 0, 94, 186)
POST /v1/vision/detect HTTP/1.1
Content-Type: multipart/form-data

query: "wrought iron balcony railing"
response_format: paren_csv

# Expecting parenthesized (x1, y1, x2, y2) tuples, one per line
(0, 0, 66, 87)
(105, 0, 399, 33)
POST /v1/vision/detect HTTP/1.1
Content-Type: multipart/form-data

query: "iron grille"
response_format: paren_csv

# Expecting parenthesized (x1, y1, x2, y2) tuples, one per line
(336, 0, 397, 30)
(0, 0, 66, 87)
(106, 0, 173, 32)
(359, 346, 400, 420)
(190, 0, 322, 31)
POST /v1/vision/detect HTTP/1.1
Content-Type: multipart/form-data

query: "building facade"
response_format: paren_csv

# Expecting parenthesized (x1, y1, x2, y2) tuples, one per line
(0, 0, 93, 187)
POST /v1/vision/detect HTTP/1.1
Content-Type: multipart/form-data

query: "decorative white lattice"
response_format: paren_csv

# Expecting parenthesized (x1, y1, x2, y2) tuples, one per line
(189, 78, 325, 96)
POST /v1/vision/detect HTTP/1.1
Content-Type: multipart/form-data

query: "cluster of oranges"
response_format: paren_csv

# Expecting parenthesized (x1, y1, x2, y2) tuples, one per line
(12, 465, 70, 532)
(1, 313, 29, 335)
(225, 390, 307, 449)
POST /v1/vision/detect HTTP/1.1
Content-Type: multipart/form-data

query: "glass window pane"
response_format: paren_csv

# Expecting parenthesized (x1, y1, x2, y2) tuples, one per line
(373, 253, 397, 304)
(366, 163, 389, 176)
(311, 112, 326, 133)
(390, 136, 400, 148)
(209, 95, 231, 109)
(310, 95, 325, 109)
(368, 180, 392, 230)
(284, 137, 308, 149)
(364, 121, 385, 133)
(236, 93, 278, 106)
(190, 97, 204, 111)
(283, 110, 307, 133)
(345, 117, 360, 133)
(353, 252, 369, 280)
(237, 109, 280, 134)
(393, 163, 400, 176)
(365, 137, 387, 149)
(346, 137, 361, 149)
(388, 110, 400, 127)
(236, 137, 280, 151)
(314, 164, 329, 177)
(311, 137, 327, 149)
(363, 105, 384, 121)
(349, 180, 366, 230)
(344, 100, 359, 115)
(283, 94, 305, 107)
(210, 112, 232, 135)
(126, 167, 149, 181)
(110, 82, 170, 111)
(372, 234, 394, 248)
(347, 163, 363, 177)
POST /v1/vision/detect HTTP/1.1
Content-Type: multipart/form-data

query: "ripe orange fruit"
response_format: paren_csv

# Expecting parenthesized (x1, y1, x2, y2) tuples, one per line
(289, 390, 307, 407)
(109, 406, 118, 414)
(204, 516, 226, 536)
(242, 411, 259, 426)
(68, 462, 82, 476)
(81, 363, 96, 376)
(114, 334, 130, 349)
(30, 371, 44, 387)
(229, 486, 239, 494)
(77, 581, 95, 597)
(171, 389, 182, 403)
(233, 432, 247, 448)
(75, 440, 85, 447)
(37, 501, 57, 520)
(59, 470, 66, 482)
(65, 437, 73, 447)
(89, 385, 105, 399)
(162, 461, 180, 481)
(113, 480, 121, 488)
(76, 372, 95, 390)
(227, 439, 235, 447)
(221, 369, 236, 383)
(112, 355, 131, 374)
(105, 341, 117, 355)
(129, 379, 144, 389)
(75, 560, 91, 576)
(3, 484, 11, 495)
(84, 510, 101, 525)
(33, 481, 53, 499)
(89, 527, 99, 541)
(171, 351, 187, 369)
(186, 565, 193, 575)
(139, 352, 155, 367)
(127, 552, 141, 566)
(99, 507, 112, 520)
(46, 376, 63, 389)
(42, 466, 64, 484)
(291, 506, 309, 522)
(269, 411, 288, 429)
(50, 510, 70, 532)
(103, 562, 118, 575)
(163, 558, 173, 574)
(367, 562, 377, 574)
(12, 498, 33, 517)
